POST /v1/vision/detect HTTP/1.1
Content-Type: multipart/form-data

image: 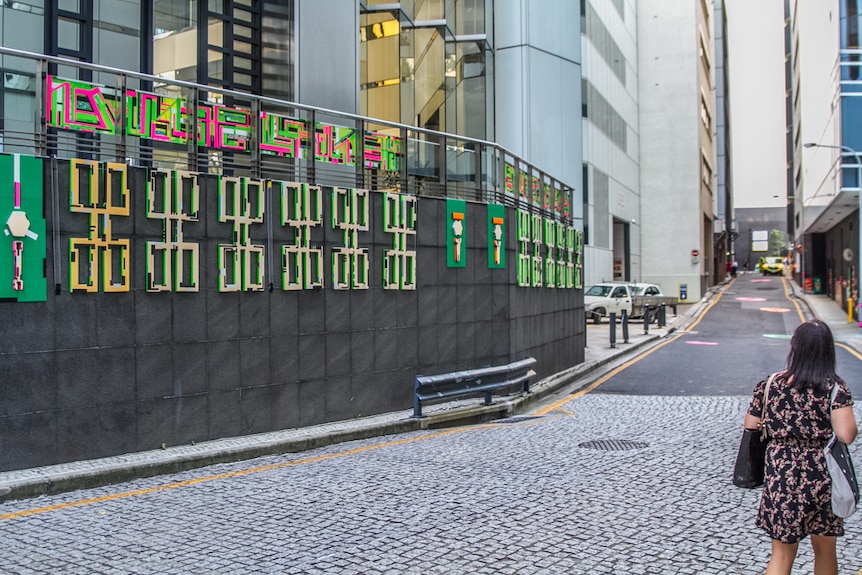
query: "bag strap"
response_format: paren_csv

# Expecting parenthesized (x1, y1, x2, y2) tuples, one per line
(760, 372, 779, 441)
(829, 381, 840, 412)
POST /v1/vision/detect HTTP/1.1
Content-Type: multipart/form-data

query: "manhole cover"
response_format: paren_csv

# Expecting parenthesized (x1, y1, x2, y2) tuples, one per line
(578, 439, 649, 451)
(494, 416, 542, 424)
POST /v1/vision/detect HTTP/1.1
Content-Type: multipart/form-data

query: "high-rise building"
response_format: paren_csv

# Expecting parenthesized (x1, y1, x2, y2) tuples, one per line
(580, 0, 641, 287)
(638, 0, 719, 301)
(580, 0, 722, 299)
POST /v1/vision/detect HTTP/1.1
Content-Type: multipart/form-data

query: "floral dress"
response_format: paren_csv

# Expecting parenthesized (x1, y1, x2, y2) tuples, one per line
(747, 373, 854, 543)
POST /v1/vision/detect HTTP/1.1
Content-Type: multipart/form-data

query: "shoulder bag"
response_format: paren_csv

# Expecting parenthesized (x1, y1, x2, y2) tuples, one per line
(733, 372, 778, 488)
(825, 382, 860, 518)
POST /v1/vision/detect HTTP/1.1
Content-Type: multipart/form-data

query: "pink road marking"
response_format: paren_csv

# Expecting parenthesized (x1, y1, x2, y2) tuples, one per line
(736, 297, 767, 302)
(14, 181, 20, 208)
(751, 279, 772, 283)
(686, 341, 719, 346)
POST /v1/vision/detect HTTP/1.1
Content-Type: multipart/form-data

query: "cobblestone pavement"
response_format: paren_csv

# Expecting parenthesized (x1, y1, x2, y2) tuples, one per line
(1, 394, 860, 574)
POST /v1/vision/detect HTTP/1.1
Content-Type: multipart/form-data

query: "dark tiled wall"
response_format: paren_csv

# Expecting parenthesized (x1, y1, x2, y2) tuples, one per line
(0, 160, 585, 471)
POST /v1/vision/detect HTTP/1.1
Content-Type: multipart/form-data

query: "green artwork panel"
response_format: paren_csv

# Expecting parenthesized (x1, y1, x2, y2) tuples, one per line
(446, 199, 466, 268)
(487, 204, 505, 269)
(0, 154, 47, 302)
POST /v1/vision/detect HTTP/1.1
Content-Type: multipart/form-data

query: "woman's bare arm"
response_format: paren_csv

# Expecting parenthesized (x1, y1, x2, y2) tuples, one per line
(832, 406, 858, 444)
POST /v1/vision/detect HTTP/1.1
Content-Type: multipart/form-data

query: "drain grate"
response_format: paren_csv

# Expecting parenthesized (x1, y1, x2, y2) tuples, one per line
(494, 416, 542, 424)
(756, 286, 779, 290)
(578, 439, 649, 451)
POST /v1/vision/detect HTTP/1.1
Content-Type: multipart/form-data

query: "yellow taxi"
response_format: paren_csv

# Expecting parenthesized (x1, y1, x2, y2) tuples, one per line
(760, 256, 784, 276)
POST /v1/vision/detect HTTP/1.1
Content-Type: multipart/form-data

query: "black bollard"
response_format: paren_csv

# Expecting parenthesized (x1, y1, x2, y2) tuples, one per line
(658, 304, 666, 327)
(621, 308, 629, 343)
(609, 312, 616, 348)
(643, 305, 650, 335)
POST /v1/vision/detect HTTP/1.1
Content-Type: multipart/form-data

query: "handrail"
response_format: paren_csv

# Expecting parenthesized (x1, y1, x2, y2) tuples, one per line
(0, 45, 574, 222)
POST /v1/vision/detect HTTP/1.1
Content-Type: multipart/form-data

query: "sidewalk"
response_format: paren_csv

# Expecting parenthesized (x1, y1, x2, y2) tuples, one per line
(788, 279, 862, 354)
(0, 290, 719, 503)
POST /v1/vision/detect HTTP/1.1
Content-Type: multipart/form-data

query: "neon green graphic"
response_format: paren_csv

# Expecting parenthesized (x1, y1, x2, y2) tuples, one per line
(531, 214, 543, 287)
(543, 218, 556, 288)
(146, 170, 200, 292)
(69, 160, 130, 292)
(1, 154, 47, 302)
(446, 199, 466, 268)
(331, 187, 369, 289)
(217, 176, 265, 292)
(383, 193, 417, 289)
(278, 181, 323, 290)
(517, 210, 531, 286)
(487, 204, 505, 269)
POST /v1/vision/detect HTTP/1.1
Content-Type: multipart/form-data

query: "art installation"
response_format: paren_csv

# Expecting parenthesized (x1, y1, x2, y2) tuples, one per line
(1, 154, 46, 302)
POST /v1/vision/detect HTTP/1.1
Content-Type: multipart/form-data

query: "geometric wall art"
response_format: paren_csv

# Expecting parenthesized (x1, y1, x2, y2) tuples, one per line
(0, 153, 47, 301)
(146, 169, 200, 292)
(487, 203, 505, 269)
(68, 159, 131, 293)
(382, 192, 417, 289)
(446, 198, 466, 268)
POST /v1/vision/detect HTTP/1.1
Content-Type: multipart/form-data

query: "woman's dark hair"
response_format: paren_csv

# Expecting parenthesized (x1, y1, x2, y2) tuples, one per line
(784, 319, 842, 391)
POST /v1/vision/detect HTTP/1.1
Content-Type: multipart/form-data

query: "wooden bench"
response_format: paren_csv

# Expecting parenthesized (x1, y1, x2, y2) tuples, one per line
(412, 357, 537, 418)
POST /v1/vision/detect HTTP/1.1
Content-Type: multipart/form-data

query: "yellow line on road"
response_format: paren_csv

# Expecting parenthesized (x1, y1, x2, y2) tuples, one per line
(780, 276, 807, 323)
(836, 342, 862, 361)
(533, 282, 730, 416)
(0, 425, 494, 522)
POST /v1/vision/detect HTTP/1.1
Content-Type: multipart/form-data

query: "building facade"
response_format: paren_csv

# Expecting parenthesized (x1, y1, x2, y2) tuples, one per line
(580, 0, 642, 288)
(580, 0, 722, 298)
(795, 0, 861, 309)
(0, 1, 584, 472)
(638, 0, 718, 301)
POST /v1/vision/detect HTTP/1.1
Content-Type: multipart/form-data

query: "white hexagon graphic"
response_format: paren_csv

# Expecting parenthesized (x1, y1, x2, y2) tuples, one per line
(6, 210, 31, 238)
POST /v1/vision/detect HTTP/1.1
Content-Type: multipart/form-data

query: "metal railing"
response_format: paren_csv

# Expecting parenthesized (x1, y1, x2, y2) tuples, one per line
(0, 46, 574, 222)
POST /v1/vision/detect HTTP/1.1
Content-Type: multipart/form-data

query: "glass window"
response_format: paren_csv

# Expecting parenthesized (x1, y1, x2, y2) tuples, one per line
(57, 16, 81, 51)
(153, 0, 197, 82)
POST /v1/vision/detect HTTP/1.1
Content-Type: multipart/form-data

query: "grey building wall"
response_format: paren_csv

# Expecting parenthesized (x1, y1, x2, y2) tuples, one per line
(734, 207, 787, 273)
(494, 0, 583, 199)
(0, 158, 584, 472)
(296, 0, 359, 113)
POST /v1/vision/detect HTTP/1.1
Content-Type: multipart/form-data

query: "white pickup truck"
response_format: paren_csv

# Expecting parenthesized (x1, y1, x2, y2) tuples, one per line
(584, 282, 677, 323)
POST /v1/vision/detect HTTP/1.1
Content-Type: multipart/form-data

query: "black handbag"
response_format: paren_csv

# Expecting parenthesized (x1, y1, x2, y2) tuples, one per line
(733, 373, 777, 488)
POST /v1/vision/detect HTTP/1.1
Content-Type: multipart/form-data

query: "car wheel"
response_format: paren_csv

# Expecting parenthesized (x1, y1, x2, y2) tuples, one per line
(591, 308, 605, 324)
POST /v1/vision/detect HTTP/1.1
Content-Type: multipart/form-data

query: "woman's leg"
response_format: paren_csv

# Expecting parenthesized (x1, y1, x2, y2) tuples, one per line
(765, 540, 798, 575)
(810, 535, 838, 575)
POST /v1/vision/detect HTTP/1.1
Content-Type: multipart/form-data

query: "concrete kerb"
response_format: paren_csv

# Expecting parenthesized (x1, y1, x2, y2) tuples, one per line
(0, 292, 717, 504)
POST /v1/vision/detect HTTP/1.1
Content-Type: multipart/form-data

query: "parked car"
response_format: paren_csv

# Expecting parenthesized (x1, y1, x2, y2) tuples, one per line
(760, 257, 784, 275)
(584, 282, 677, 323)
(584, 283, 632, 323)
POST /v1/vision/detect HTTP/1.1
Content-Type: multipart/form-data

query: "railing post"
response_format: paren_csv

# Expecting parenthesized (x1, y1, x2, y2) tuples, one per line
(400, 126, 409, 195)
(621, 308, 629, 343)
(413, 377, 423, 418)
(116, 72, 127, 164)
(250, 99, 261, 180)
(609, 312, 617, 348)
(35, 58, 47, 157)
(643, 305, 650, 335)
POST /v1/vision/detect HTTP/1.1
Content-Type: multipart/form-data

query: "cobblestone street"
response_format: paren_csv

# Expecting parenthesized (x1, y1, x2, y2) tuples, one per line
(2, 393, 860, 574)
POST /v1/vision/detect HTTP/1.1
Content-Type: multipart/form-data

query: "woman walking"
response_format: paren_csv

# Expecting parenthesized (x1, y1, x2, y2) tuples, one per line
(743, 320, 857, 574)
